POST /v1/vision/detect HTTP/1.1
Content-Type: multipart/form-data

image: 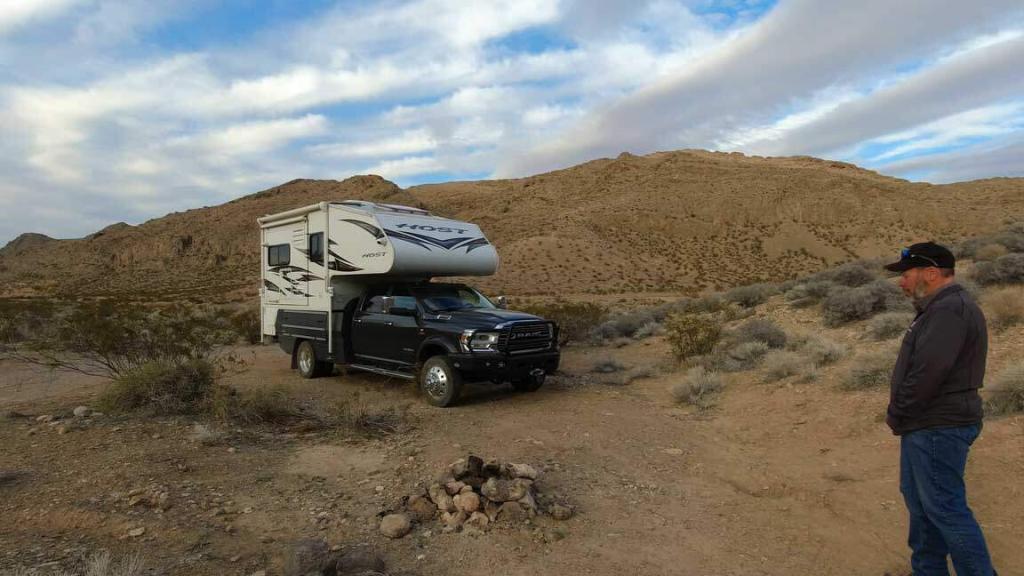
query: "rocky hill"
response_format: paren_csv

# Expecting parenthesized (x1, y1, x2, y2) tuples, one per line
(1, 150, 1023, 301)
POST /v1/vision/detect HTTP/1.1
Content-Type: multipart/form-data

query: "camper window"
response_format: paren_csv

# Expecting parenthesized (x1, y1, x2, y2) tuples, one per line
(309, 232, 324, 266)
(268, 244, 290, 266)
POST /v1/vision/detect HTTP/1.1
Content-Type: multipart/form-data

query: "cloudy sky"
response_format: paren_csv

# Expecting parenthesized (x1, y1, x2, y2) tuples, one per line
(2, 0, 1023, 244)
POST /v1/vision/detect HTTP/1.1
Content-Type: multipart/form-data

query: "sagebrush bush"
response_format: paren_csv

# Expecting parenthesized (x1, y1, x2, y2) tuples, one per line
(785, 279, 837, 308)
(717, 341, 770, 372)
(633, 321, 664, 339)
(1, 551, 145, 576)
(724, 283, 777, 308)
(823, 280, 910, 326)
(975, 243, 1008, 261)
(984, 362, 1024, 416)
(867, 312, 915, 341)
(732, 318, 787, 349)
(984, 287, 1024, 330)
(791, 333, 847, 366)
(591, 357, 627, 373)
(841, 351, 894, 391)
(762, 350, 814, 382)
(671, 366, 723, 409)
(974, 253, 1024, 286)
(517, 300, 605, 345)
(99, 359, 215, 415)
(825, 262, 878, 287)
(229, 307, 261, 344)
(664, 313, 722, 362)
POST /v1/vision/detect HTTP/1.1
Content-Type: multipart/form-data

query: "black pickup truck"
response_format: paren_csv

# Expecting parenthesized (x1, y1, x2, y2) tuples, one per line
(275, 281, 560, 406)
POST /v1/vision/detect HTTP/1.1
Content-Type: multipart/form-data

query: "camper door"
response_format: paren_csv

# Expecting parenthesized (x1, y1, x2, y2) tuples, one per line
(264, 220, 309, 306)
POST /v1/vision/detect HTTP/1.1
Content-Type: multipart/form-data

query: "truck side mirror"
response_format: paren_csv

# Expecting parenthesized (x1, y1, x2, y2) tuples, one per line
(496, 296, 508, 309)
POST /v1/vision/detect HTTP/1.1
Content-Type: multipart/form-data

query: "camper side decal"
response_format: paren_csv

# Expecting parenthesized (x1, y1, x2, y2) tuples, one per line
(385, 228, 491, 253)
(327, 239, 363, 272)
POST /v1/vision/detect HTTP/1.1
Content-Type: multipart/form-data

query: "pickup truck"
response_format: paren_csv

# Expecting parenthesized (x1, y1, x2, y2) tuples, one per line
(275, 280, 560, 406)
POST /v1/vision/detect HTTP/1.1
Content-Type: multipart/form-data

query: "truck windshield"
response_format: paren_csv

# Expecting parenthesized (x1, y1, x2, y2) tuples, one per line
(411, 284, 497, 312)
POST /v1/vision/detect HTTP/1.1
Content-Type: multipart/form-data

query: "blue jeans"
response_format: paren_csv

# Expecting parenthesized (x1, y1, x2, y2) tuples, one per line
(900, 424, 996, 575)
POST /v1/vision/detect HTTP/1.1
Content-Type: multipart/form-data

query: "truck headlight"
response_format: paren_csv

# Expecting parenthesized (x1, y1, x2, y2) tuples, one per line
(461, 330, 500, 351)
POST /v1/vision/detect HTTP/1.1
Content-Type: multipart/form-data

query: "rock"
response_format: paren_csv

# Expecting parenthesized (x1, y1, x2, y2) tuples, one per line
(444, 480, 465, 496)
(505, 462, 538, 480)
(550, 504, 574, 521)
(406, 495, 437, 523)
(483, 499, 500, 522)
(35, 415, 54, 423)
(453, 491, 480, 514)
(335, 549, 386, 574)
(449, 459, 469, 479)
(518, 491, 538, 517)
(379, 514, 412, 539)
(282, 538, 329, 576)
(72, 406, 91, 418)
(497, 502, 528, 523)
(481, 477, 531, 502)
(465, 511, 489, 530)
(459, 485, 474, 495)
(462, 475, 485, 489)
(441, 510, 467, 529)
(427, 484, 455, 512)
(127, 527, 146, 538)
(466, 455, 484, 477)
(482, 459, 502, 477)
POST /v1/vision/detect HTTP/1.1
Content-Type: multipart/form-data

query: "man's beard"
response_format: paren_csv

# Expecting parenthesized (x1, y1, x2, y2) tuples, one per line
(912, 281, 929, 301)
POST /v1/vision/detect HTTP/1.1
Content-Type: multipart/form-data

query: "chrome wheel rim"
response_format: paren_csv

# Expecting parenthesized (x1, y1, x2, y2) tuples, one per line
(298, 346, 314, 374)
(424, 365, 449, 398)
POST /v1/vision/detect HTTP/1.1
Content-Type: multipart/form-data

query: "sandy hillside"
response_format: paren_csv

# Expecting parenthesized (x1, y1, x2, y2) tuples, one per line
(2, 150, 1023, 301)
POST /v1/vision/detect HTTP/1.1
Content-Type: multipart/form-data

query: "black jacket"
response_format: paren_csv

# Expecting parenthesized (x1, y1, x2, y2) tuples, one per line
(887, 284, 987, 435)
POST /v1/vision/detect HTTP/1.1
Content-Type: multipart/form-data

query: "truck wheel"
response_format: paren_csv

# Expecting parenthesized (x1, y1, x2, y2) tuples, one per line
(296, 340, 322, 379)
(512, 370, 545, 392)
(420, 356, 463, 407)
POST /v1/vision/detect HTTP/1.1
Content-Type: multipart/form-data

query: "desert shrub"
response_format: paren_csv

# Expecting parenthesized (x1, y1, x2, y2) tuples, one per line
(328, 399, 407, 436)
(824, 262, 878, 287)
(975, 243, 1008, 261)
(984, 362, 1024, 416)
(229, 307, 261, 344)
(591, 357, 627, 373)
(957, 277, 984, 301)
(762, 350, 814, 382)
(716, 341, 770, 372)
(973, 253, 1024, 285)
(732, 318, 787, 349)
(686, 294, 726, 314)
(823, 280, 910, 326)
(790, 333, 848, 366)
(984, 287, 1024, 330)
(7, 300, 236, 379)
(99, 358, 215, 415)
(671, 366, 723, 409)
(867, 312, 915, 341)
(841, 351, 894, 391)
(664, 313, 722, 362)
(600, 366, 657, 386)
(592, 309, 658, 341)
(633, 321, 664, 339)
(784, 279, 837, 308)
(724, 283, 777, 308)
(1, 551, 145, 576)
(517, 301, 605, 345)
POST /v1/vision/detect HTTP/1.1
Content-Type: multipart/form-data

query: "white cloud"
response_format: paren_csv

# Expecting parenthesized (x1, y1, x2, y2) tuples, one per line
(0, 0, 83, 34)
(309, 129, 438, 159)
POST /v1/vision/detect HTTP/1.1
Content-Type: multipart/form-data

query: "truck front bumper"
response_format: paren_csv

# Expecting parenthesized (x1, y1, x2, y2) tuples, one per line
(449, 351, 560, 382)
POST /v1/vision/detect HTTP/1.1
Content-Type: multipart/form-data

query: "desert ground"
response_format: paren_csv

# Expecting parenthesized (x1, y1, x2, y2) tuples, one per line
(2, 294, 1021, 576)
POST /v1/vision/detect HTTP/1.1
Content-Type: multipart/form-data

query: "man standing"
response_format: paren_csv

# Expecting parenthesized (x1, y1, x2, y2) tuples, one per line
(884, 242, 997, 576)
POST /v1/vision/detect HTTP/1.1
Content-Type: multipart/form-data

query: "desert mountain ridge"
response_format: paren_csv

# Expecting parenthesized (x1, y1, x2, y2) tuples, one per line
(2, 149, 1023, 302)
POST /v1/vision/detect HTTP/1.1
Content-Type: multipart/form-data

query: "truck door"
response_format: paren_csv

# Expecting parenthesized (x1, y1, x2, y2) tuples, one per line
(351, 287, 390, 362)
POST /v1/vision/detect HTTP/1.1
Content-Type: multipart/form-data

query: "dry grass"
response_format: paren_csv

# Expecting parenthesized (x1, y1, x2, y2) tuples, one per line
(841, 351, 894, 391)
(985, 362, 1024, 416)
(867, 312, 915, 341)
(983, 287, 1024, 330)
(762, 350, 815, 382)
(671, 367, 723, 410)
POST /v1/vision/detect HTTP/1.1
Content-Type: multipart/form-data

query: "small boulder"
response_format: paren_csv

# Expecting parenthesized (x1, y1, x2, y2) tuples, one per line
(379, 513, 412, 539)
(427, 483, 455, 513)
(450, 459, 469, 479)
(497, 502, 528, 523)
(481, 477, 531, 503)
(482, 459, 502, 477)
(72, 406, 91, 418)
(441, 510, 468, 529)
(453, 491, 480, 514)
(466, 455, 484, 477)
(406, 495, 437, 523)
(465, 511, 489, 530)
(282, 538, 329, 576)
(483, 499, 500, 522)
(518, 491, 538, 517)
(444, 480, 466, 496)
(505, 462, 538, 480)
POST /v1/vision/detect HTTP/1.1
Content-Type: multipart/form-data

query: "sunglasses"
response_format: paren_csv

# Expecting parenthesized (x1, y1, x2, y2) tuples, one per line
(901, 248, 939, 267)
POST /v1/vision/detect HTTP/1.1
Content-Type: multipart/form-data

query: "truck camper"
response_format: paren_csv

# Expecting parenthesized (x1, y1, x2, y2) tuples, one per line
(258, 201, 560, 406)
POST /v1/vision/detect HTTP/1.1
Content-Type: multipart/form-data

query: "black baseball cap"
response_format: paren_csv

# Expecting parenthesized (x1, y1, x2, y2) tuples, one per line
(884, 242, 955, 272)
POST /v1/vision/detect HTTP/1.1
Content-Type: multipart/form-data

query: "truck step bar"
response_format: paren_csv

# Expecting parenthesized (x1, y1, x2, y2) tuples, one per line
(348, 364, 416, 380)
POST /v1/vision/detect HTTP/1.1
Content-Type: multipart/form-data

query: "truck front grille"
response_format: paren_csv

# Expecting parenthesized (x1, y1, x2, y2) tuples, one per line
(499, 323, 554, 354)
